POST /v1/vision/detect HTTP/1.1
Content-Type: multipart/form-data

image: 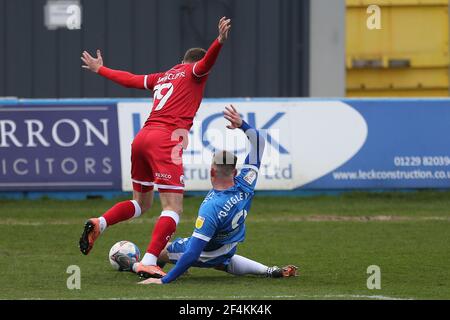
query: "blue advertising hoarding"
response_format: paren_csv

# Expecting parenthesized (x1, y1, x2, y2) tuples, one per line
(304, 99, 450, 189)
(118, 98, 450, 191)
(1, 98, 450, 194)
(0, 104, 122, 191)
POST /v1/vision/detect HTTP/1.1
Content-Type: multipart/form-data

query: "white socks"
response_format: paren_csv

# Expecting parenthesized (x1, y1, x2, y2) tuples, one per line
(226, 255, 268, 276)
(98, 217, 107, 233)
(141, 252, 158, 266)
(160, 210, 180, 225)
(133, 253, 157, 273)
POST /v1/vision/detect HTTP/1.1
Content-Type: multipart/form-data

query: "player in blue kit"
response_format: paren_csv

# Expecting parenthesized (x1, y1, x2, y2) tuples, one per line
(125, 105, 298, 284)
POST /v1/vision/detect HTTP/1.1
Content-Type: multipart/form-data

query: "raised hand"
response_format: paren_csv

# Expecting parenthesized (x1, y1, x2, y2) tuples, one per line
(223, 104, 242, 130)
(81, 49, 103, 73)
(217, 16, 231, 44)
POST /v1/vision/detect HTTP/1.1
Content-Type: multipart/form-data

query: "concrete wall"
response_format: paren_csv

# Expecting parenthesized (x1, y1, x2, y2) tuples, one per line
(309, 0, 346, 97)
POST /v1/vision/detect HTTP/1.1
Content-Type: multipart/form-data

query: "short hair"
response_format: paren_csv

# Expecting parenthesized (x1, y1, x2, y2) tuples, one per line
(183, 47, 206, 63)
(212, 150, 237, 178)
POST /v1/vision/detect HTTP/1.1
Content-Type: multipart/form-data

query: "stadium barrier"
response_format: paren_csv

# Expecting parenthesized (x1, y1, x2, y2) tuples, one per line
(1, 98, 450, 195)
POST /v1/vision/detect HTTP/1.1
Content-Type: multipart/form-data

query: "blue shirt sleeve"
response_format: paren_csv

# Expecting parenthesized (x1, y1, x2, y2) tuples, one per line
(240, 120, 265, 168)
(235, 120, 265, 191)
(161, 237, 208, 284)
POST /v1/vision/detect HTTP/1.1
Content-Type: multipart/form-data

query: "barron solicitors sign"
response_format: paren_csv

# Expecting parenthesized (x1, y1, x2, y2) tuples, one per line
(0, 104, 122, 191)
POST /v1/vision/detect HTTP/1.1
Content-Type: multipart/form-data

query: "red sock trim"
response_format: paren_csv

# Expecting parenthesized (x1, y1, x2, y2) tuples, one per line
(102, 200, 136, 226)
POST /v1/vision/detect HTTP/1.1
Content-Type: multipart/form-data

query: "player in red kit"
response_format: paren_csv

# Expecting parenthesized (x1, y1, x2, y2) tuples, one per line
(79, 17, 231, 279)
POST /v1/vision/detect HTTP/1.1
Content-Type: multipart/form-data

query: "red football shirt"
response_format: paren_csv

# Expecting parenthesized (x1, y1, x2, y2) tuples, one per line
(144, 63, 207, 131)
(98, 39, 223, 131)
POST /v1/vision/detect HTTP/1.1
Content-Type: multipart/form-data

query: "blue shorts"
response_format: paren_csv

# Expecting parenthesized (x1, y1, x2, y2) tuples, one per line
(167, 237, 238, 268)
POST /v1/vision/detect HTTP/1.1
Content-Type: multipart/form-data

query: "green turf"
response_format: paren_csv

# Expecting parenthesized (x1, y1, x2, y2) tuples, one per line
(0, 191, 449, 300)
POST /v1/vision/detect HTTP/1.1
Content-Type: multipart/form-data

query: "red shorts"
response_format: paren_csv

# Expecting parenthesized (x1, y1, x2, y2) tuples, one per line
(131, 127, 185, 194)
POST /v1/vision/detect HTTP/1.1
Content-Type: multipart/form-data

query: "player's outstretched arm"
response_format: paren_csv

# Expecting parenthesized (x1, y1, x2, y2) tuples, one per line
(140, 237, 208, 285)
(192, 17, 231, 77)
(224, 105, 266, 168)
(81, 49, 151, 89)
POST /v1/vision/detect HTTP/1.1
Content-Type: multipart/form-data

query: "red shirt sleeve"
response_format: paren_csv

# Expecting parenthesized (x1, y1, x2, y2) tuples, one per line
(144, 73, 160, 91)
(192, 38, 223, 78)
(98, 66, 159, 90)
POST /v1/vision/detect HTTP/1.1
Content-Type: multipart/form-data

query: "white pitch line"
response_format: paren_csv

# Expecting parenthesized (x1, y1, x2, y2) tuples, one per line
(317, 294, 414, 300)
(6, 293, 416, 300)
(92, 294, 414, 300)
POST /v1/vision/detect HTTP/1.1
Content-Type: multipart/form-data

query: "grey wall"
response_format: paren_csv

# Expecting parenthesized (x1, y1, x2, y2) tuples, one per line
(0, 0, 310, 99)
(309, 0, 346, 97)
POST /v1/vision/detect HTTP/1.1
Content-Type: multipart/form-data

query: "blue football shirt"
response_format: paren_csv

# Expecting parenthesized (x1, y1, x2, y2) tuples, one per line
(192, 164, 260, 251)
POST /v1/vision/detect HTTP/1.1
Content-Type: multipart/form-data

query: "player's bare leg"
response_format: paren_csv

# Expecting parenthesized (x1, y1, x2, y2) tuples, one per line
(156, 243, 172, 268)
(132, 189, 154, 213)
(79, 189, 154, 255)
(159, 191, 184, 214)
(134, 192, 183, 278)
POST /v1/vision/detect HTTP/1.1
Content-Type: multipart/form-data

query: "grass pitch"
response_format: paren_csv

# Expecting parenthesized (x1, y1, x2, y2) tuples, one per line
(0, 191, 449, 300)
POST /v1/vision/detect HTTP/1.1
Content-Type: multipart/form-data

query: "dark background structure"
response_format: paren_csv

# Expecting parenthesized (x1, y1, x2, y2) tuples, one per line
(0, 0, 310, 98)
